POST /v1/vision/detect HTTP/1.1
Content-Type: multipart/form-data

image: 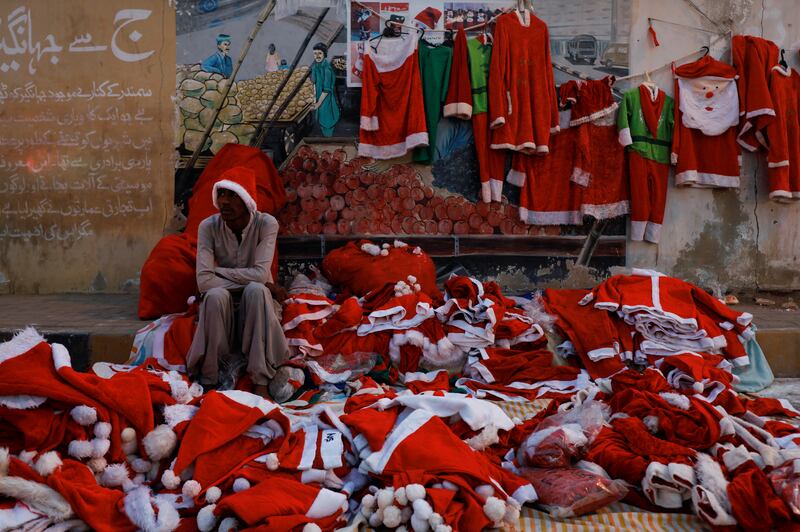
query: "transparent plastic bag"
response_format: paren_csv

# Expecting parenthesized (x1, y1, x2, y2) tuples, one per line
(769, 459, 800, 517)
(518, 466, 628, 518)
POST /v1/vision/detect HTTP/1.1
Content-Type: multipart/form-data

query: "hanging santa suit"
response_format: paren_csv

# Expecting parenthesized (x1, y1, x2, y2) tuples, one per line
(444, 31, 507, 202)
(765, 65, 800, 201)
(358, 34, 428, 160)
(671, 56, 742, 188)
(732, 35, 779, 151)
(618, 85, 675, 243)
(488, 10, 559, 153)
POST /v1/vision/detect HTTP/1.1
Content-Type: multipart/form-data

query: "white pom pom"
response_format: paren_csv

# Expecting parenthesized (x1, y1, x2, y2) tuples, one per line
(380, 249, 389, 256)
(93, 422, 112, 439)
(503, 502, 521, 524)
(362, 493, 376, 510)
(218, 517, 238, 532)
(401, 506, 413, 523)
(143, 425, 177, 461)
(413, 247, 422, 255)
(410, 514, 429, 532)
(182, 479, 202, 499)
(189, 382, 204, 398)
(101, 463, 129, 487)
(395, 486, 408, 506)
(264, 453, 279, 471)
(122, 439, 138, 456)
(382, 243, 391, 249)
(434, 525, 452, 532)
(429, 513, 444, 528)
(483, 496, 506, 524)
(406, 484, 426, 502)
(205, 486, 222, 504)
(441, 480, 458, 492)
(412, 499, 433, 521)
(68, 439, 93, 459)
(91, 438, 110, 458)
(34, 451, 62, 477)
(70, 405, 97, 426)
(18, 450, 35, 465)
(121, 427, 136, 443)
(377, 488, 395, 509)
(87, 457, 107, 474)
(394, 240, 408, 248)
(197, 504, 217, 532)
(368, 509, 384, 528)
(475, 484, 495, 501)
(232, 477, 250, 493)
(161, 469, 181, 490)
(414, 284, 421, 292)
(407, 275, 417, 284)
(397, 526, 409, 532)
(302, 524, 322, 532)
(130, 458, 151, 474)
(384, 505, 403, 528)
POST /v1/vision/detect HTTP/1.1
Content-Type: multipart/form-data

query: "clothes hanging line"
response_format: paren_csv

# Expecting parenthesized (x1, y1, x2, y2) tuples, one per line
(648, 17, 721, 35)
(352, 0, 508, 34)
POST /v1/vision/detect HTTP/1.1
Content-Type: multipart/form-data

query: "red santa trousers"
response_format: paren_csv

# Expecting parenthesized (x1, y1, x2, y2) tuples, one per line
(628, 151, 669, 243)
(473, 112, 508, 203)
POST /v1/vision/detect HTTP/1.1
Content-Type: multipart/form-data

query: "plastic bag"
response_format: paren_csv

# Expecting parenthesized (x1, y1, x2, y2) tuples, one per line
(769, 459, 800, 517)
(518, 400, 609, 467)
(518, 466, 628, 518)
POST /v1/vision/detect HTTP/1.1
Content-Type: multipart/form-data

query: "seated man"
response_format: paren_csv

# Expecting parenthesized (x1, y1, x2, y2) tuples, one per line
(187, 166, 288, 397)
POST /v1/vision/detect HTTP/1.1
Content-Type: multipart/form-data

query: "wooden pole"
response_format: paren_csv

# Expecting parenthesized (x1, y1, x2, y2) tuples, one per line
(576, 218, 610, 266)
(253, 23, 344, 148)
(176, 0, 277, 203)
(251, 8, 331, 147)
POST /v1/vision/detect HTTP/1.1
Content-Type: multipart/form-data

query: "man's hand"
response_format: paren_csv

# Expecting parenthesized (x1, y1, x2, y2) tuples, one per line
(265, 282, 288, 304)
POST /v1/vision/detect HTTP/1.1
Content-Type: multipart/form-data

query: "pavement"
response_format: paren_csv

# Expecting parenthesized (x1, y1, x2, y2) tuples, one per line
(1, 295, 800, 379)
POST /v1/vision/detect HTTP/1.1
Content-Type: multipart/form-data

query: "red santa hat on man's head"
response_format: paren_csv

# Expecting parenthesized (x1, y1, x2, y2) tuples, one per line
(414, 7, 442, 30)
(212, 166, 258, 213)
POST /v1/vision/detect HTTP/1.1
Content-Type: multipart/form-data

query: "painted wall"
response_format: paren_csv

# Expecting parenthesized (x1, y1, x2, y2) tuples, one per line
(626, 0, 800, 292)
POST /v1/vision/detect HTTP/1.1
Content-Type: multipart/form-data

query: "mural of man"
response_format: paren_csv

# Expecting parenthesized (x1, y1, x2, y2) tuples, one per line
(265, 43, 281, 72)
(201, 34, 233, 78)
(310, 42, 340, 137)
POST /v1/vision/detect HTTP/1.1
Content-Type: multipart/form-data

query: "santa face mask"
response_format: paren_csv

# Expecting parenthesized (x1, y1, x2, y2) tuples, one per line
(678, 77, 739, 136)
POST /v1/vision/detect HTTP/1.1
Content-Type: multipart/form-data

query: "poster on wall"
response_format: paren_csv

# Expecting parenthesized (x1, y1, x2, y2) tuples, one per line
(0, 1, 175, 293)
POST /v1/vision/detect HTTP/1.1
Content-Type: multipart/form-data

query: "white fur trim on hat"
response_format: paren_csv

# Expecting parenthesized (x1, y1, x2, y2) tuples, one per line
(205, 486, 222, 504)
(213, 179, 258, 213)
(660, 392, 691, 410)
(143, 425, 177, 461)
(51, 343, 71, 370)
(33, 451, 62, 477)
(232, 477, 250, 493)
(0, 327, 45, 365)
(197, 504, 218, 532)
(70, 405, 98, 426)
(123, 486, 180, 532)
(722, 445, 751, 472)
(0, 476, 73, 521)
(163, 404, 199, 429)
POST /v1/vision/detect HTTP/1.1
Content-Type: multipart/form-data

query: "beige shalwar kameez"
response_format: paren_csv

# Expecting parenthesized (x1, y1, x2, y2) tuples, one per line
(187, 212, 288, 386)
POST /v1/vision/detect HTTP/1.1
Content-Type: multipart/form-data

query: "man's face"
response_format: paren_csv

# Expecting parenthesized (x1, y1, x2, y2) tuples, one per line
(313, 50, 324, 63)
(217, 188, 247, 223)
(218, 40, 231, 55)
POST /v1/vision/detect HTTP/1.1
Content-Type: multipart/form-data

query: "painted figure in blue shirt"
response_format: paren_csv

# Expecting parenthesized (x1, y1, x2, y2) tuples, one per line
(201, 34, 233, 78)
(310, 42, 340, 137)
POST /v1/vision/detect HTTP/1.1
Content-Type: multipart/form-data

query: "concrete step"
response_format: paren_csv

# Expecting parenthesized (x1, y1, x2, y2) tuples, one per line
(0, 296, 798, 377)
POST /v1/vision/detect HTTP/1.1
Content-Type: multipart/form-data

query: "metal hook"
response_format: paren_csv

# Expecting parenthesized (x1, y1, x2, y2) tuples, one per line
(700, 46, 709, 57)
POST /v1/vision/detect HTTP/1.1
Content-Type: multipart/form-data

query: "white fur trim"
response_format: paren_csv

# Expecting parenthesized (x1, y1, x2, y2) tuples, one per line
(219, 390, 276, 415)
(618, 127, 633, 147)
(232, 477, 250, 493)
(213, 180, 257, 213)
(101, 463, 130, 487)
(668, 462, 695, 489)
(0, 327, 45, 365)
(196, 504, 218, 532)
(33, 451, 62, 477)
(0, 395, 47, 409)
(357, 132, 429, 160)
(68, 440, 94, 459)
(163, 404, 199, 429)
(143, 425, 177, 461)
(442, 102, 472, 120)
(660, 392, 691, 410)
(360, 115, 379, 131)
(0, 476, 73, 521)
(51, 343, 72, 370)
(722, 445, 751, 472)
(70, 405, 98, 426)
(94, 422, 112, 439)
(205, 486, 222, 503)
(306, 488, 348, 519)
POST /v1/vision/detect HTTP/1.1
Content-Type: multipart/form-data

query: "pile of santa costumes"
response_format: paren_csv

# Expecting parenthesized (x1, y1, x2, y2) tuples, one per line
(4, 264, 800, 530)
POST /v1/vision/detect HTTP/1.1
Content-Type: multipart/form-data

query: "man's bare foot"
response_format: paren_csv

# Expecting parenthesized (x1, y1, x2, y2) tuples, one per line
(252, 384, 270, 398)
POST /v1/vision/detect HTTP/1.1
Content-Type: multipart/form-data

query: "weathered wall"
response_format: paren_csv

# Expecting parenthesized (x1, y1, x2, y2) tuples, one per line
(0, 1, 176, 294)
(626, 0, 800, 292)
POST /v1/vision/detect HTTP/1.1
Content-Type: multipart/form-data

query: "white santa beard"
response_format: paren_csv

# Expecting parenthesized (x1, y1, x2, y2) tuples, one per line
(678, 78, 739, 136)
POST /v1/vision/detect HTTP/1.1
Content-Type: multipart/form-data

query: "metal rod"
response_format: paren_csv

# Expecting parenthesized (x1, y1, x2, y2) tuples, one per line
(176, 0, 277, 202)
(576, 218, 610, 266)
(251, 8, 330, 147)
(254, 23, 344, 148)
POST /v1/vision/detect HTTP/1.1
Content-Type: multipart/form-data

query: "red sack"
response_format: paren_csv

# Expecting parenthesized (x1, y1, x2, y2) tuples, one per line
(321, 240, 441, 301)
(138, 145, 286, 319)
